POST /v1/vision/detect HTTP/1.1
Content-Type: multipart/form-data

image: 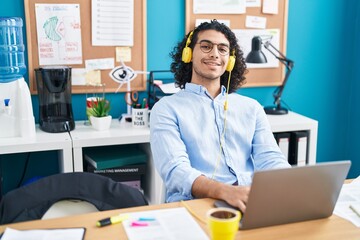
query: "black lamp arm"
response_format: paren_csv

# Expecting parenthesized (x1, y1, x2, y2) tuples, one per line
(263, 41, 294, 107)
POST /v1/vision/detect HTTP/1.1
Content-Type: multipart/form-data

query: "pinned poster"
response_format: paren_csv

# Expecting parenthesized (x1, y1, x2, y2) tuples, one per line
(92, 0, 134, 46)
(35, 4, 83, 65)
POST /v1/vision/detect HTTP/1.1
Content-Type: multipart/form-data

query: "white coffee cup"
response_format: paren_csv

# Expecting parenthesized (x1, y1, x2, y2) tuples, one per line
(132, 107, 148, 128)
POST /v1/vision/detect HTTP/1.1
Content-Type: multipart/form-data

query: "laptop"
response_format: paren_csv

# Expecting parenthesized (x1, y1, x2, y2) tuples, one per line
(215, 160, 351, 230)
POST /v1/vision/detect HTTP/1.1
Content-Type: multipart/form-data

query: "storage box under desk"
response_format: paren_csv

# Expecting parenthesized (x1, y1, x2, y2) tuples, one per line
(83, 145, 147, 191)
(86, 163, 146, 191)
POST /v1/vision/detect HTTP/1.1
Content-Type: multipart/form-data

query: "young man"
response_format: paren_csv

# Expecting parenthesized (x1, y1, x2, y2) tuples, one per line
(150, 20, 290, 212)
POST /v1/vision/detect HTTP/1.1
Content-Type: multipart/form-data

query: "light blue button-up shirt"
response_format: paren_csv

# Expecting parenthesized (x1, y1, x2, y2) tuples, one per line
(150, 83, 290, 203)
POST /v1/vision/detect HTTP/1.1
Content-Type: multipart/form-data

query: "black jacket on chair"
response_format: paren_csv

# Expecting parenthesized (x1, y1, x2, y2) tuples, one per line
(0, 172, 148, 224)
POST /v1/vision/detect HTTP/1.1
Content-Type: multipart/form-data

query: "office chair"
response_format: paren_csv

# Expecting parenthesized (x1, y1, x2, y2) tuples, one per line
(0, 172, 148, 224)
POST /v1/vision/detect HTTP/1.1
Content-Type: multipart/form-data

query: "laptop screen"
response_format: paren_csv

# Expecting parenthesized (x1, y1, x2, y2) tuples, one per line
(239, 161, 351, 229)
(214, 161, 351, 230)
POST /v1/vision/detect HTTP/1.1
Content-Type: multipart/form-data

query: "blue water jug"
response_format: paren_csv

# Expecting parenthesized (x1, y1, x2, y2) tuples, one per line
(0, 17, 26, 83)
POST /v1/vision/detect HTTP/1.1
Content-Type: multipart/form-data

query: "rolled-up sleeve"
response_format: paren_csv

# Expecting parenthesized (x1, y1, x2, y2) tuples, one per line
(251, 104, 290, 170)
(150, 99, 202, 202)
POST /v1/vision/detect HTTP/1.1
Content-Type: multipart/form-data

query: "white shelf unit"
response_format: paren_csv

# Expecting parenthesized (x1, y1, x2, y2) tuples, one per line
(70, 120, 163, 205)
(0, 126, 73, 172)
(267, 111, 318, 165)
(2, 112, 317, 205)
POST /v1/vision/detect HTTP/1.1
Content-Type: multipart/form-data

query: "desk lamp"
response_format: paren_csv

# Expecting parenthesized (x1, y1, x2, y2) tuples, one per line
(246, 36, 294, 115)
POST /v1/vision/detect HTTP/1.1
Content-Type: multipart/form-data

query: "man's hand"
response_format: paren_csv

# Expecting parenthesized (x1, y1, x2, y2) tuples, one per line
(221, 185, 250, 213)
(192, 175, 251, 213)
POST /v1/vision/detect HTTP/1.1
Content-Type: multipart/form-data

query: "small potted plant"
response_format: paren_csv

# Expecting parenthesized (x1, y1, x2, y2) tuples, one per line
(87, 97, 112, 131)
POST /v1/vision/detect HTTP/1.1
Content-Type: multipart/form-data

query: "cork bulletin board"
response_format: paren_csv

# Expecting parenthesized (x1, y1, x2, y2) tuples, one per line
(185, 0, 288, 87)
(24, 0, 147, 94)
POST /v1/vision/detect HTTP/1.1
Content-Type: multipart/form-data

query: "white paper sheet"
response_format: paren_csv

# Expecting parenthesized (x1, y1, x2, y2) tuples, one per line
(263, 0, 279, 14)
(245, 16, 267, 29)
(71, 68, 86, 85)
(246, 0, 261, 7)
(193, 0, 246, 14)
(333, 176, 360, 227)
(233, 29, 280, 68)
(157, 83, 180, 94)
(1, 227, 85, 240)
(122, 207, 209, 240)
(35, 4, 82, 65)
(91, 0, 134, 46)
(85, 58, 115, 71)
(195, 19, 230, 28)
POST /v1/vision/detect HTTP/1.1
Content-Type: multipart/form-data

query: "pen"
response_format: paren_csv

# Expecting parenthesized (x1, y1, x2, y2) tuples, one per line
(349, 205, 360, 218)
(138, 217, 156, 221)
(141, 98, 147, 109)
(131, 221, 149, 227)
(96, 214, 129, 227)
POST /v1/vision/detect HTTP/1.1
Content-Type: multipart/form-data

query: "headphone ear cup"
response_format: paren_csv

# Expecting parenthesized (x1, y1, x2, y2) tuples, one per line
(226, 55, 236, 72)
(182, 47, 192, 63)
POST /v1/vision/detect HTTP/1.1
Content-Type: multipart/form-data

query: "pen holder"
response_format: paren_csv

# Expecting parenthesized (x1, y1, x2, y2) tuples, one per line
(132, 107, 148, 128)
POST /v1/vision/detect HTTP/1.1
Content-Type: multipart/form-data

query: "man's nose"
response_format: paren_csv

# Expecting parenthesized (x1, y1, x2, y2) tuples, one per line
(209, 46, 220, 58)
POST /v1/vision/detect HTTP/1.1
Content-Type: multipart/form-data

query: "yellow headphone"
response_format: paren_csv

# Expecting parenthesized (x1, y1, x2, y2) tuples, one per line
(226, 50, 236, 72)
(182, 31, 194, 63)
(181, 30, 236, 72)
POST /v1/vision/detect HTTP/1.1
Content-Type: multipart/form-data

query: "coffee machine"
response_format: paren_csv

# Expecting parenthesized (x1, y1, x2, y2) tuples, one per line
(0, 17, 35, 138)
(35, 66, 75, 133)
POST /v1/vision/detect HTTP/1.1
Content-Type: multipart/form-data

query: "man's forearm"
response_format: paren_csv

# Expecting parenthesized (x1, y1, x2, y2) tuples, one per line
(191, 175, 229, 199)
(191, 175, 250, 212)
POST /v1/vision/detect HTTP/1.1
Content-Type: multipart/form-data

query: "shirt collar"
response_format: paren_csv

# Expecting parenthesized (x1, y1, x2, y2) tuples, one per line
(184, 83, 227, 98)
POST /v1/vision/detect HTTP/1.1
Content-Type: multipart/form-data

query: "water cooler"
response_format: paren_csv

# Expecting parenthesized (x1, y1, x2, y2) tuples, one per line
(0, 17, 35, 138)
(35, 66, 75, 133)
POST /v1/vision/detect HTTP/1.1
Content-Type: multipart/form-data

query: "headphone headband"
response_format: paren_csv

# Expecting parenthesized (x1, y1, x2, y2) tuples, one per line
(185, 31, 194, 47)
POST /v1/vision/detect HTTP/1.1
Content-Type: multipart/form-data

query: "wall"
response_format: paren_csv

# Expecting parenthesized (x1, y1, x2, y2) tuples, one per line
(0, 0, 358, 193)
(283, 1, 353, 174)
(346, 0, 360, 178)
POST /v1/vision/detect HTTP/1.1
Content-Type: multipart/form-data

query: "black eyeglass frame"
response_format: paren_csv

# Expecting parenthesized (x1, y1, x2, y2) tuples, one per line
(196, 40, 230, 56)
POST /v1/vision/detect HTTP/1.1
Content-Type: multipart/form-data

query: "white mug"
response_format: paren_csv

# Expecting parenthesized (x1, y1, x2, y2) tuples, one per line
(132, 107, 148, 128)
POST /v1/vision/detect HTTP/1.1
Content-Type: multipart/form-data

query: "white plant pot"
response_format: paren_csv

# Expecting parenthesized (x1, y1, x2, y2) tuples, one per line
(89, 115, 112, 131)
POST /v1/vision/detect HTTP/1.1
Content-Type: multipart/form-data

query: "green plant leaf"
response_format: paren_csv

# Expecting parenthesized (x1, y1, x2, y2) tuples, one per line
(89, 97, 111, 117)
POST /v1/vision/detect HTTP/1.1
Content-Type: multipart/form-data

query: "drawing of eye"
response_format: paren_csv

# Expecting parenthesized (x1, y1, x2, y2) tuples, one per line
(109, 66, 137, 83)
(119, 69, 127, 78)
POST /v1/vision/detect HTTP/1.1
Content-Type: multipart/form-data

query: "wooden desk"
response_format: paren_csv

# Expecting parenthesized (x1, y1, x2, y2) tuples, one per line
(0, 198, 359, 240)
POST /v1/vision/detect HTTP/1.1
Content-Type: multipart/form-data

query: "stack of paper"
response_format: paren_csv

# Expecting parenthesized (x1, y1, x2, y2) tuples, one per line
(157, 83, 180, 94)
(333, 176, 360, 227)
(122, 207, 208, 240)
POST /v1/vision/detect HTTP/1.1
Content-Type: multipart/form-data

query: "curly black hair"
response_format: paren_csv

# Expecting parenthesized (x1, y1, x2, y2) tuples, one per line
(170, 20, 248, 93)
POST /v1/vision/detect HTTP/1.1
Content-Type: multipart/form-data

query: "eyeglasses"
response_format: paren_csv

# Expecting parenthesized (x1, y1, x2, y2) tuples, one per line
(197, 40, 230, 56)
